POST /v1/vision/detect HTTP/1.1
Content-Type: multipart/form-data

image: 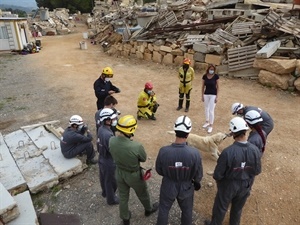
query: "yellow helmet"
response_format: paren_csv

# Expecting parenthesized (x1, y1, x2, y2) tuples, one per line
(102, 67, 113, 78)
(116, 115, 137, 134)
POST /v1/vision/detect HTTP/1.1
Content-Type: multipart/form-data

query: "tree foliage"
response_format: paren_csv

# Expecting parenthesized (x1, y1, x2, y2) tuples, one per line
(35, 0, 93, 13)
(4, 8, 27, 17)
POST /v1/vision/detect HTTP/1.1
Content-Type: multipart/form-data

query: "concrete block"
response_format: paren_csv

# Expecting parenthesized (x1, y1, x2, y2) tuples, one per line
(216, 64, 229, 75)
(138, 45, 145, 53)
(171, 49, 184, 56)
(184, 53, 194, 60)
(0, 133, 27, 193)
(180, 45, 187, 52)
(153, 45, 160, 51)
(193, 52, 205, 62)
(130, 47, 136, 54)
(0, 182, 19, 223)
(153, 51, 162, 63)
(148, 43, 154, 52)
(117, 44, 123, 51)
(174, 56, 184, 66)
(144, 52, 152, 61)
(160, 45, 172, 53)
(121, 50, 130, 57)
(136, 51, 144, 59)
(205, 54, 223, 66)
(159, 51, 167, 56)
(194, 62, 208, 73)
(162, 53, 174, 65)
(8, 191, 38, 225)
(143, 41, 148, 47)
(123, 43, 132, 52)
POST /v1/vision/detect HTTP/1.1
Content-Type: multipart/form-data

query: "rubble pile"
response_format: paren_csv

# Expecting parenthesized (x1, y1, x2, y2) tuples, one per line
(89, 0, 300, 92)
(30, 8, 77, 36)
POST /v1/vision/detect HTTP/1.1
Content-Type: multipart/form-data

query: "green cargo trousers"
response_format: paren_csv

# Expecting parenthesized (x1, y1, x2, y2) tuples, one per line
(116, 168, 152, 220)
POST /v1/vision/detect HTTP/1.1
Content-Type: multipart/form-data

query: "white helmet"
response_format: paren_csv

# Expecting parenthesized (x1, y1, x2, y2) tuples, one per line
(231, 102, 244, 115)
(244, 110, 263, 125)
(69, 115, 83, 125)
(174, 116, 192, 133)
(229, 117, 249, 133)
(100, 108, 117, 122)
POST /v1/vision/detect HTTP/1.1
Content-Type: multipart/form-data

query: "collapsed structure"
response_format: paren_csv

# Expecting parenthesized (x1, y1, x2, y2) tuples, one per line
(86, 0, 300, 92)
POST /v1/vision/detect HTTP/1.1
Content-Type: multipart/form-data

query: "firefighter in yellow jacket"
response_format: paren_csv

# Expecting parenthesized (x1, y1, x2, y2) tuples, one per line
(177, 58, 194, 112)
(137, 82, 159, 120)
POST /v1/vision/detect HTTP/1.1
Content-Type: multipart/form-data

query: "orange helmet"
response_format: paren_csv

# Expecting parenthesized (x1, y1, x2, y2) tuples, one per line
(145, 82, 153, 90)
(183, 58, 191, 65)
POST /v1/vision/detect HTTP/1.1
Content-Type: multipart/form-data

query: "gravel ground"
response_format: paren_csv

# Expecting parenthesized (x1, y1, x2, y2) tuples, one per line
(1, 22, 300, 225)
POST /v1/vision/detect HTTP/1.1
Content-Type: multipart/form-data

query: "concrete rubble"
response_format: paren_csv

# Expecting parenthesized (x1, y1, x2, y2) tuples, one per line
(0, 121, 85, 225)
(82, 0, 300, 92)
(25, 1, 300, 91)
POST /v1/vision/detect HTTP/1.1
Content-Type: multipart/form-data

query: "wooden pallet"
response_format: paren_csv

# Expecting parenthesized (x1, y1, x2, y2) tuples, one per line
(227, 45, 257, 71)
(263, 10, 300, 38)
(209, 28, 240, 46)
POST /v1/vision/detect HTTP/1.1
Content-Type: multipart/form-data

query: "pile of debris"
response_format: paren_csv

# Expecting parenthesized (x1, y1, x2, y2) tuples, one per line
(88, 0, 300, 92)
(29, 7, 78, 36)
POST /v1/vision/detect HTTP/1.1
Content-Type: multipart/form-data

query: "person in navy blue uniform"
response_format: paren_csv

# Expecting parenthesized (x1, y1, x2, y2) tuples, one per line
(205, 117, 261, 225)
(94, 66, 120, 110)
(156, 116, 203, 225)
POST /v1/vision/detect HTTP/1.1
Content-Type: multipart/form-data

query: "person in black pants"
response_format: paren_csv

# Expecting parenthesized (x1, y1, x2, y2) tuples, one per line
(94, 66, 120, 110)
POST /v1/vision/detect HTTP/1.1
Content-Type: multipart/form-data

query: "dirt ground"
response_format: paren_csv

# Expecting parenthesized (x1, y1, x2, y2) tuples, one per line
(0, 22, 299, 225)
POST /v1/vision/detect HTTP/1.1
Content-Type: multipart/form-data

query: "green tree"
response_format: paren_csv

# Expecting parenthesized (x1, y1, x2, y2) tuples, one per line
(35, 0, 93, 13)
(4, 8, 27, 17)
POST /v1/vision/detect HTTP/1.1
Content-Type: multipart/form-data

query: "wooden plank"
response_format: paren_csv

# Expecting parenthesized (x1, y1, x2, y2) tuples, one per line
(20, 120, 60, 130)
(228, 50, 257, 57)
(229, 62, 255, 71)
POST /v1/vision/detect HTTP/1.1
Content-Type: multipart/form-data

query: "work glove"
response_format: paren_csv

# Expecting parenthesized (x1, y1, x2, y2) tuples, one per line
(81, 124, 88, 134)
(115, 88, 121, 93)
(193, 180, 201, 191)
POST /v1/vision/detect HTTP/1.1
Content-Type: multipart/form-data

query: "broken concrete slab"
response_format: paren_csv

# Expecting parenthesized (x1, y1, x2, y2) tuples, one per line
(0, 182, 19, 223)
(7, 190, 38, 225)
(0, 133, 27, 193)
(23, 126, 83, 180)
(256, 40, 281, 58)
(3, 130, 59, 194)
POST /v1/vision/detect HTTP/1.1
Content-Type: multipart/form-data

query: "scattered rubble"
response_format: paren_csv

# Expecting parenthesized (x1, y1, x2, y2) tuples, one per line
(82, 0, 300, 92)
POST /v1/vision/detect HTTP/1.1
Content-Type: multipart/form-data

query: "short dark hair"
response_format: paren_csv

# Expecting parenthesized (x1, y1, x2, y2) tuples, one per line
(233, 130, 246, 139)
(175, 130, 189, 138)
(104, 95, 118, 106)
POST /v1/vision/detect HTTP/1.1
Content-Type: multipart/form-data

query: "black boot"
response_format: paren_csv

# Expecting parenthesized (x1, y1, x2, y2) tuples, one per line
(176, 99, 183, 111)
(185, 100, 190, 112)
(145, 202, 159, 217)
